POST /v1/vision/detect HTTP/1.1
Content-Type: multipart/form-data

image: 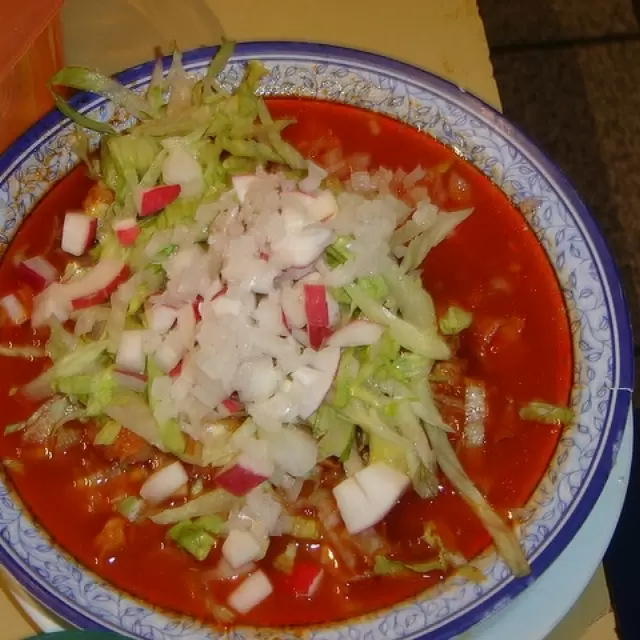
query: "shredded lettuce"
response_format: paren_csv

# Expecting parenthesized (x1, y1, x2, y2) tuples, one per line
(288, 517, 320, 540)
(273, 542, 297, 574)
(168, 520, 216, 561)
(373, 555, 446, 576)
(151, 489, 236, 525)
(0, 345, 47, 359)
(93, 419, 121, 445)
(519, 401, 573, 426)
(439, 306, 473, 335)
(117, 496, 145, 522)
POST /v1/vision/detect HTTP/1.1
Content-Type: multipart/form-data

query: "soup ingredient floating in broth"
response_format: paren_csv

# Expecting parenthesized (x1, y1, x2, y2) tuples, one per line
(0, 42, 573, 625)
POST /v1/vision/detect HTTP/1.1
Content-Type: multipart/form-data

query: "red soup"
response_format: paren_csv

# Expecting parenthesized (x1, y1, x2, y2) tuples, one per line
(0, 98, 571, 627)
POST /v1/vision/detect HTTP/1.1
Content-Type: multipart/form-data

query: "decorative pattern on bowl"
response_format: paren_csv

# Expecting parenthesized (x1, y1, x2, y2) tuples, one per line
(0, 43, 632, 640)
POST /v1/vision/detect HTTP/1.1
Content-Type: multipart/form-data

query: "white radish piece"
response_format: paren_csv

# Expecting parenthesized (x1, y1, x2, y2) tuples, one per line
(227, 570, 273, 614)
(61, 213, 97, 256)
(215, 451, 273, 497)
(113, 218, 141, 246)
(267, 427, 318, 478)
(222, 530, 265, 569)
(333, 463, 409, 534)
(153, 304, 196, 373)
(232, 175, 259, 204)
(293, 347, 340, 419)
(115, 330, 146, 374)
(16, 257, 57, 291)
(113, 369, 148, 393)
(0, 294, 28, 325)
(135, 184, 181, 218)
(298, 161, 328, 194)
(281, 282, 307, 329)
(326, 320, 384, 349)
(140, 461, 188, 504)
(145, 304, 178, 334)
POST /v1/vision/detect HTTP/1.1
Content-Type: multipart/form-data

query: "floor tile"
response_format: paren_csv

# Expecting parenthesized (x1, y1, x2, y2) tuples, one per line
(479, 0, 639, 47)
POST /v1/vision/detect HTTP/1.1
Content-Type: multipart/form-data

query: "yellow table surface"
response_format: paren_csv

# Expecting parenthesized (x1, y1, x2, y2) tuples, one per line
(0, 0, 615, 637)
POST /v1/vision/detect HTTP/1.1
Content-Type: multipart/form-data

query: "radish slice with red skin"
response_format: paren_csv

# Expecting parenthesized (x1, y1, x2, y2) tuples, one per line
(113, 218, 141, 246)
(115, 330, 146, 374)
(304, 284, 329, 329)
(61, 213, 97, 256)
(16, 257, 57, 292)
(232, 175, 259, 204)
(228, 570, 273, 614)
(113, 369, 148, 393)
(0, 294, 28, 325)
(55, 259, 129, 310)
(222, 530, 265, 569)
(288, 562, 324, 597)
(168, 360, 183, 378)
(326, 320, 384, 349)
(140, 461, 188, 504)
(215, 451, 273, 497)
(222, 396, 244, 414)
(135, 184, 182, 217)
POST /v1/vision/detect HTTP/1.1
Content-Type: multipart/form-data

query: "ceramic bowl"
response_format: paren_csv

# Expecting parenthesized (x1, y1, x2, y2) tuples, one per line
(0, 43, 633, 640)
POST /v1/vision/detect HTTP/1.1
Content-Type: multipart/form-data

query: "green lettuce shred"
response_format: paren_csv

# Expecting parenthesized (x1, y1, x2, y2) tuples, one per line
(519, 401, 573, 426)
(439, 306, 473, 335)
(373, 555, 446, 576)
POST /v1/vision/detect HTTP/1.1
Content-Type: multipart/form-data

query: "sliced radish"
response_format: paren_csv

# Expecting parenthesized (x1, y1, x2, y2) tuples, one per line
(222, 395, 244, 414)
(113, 369, 148, 393)
(113, 218, 141, 246)
(326, 320, 384, 348)
(16, 257, 57, 292)
(61, 213, 97, 256)
(140, 461, 188, 504)
(228, 570, 273, 614)
(0, 294, 28, 325)
(135, 184, 182, 217)
(115, 330, 146, 374)
(222, 530, 265, 569)
(169, 360, 183, 378)
(267, 428, 318, 478)
(232, 175, 259, 204)
(60, 259, 129, 310)
(303, 284, 330, 350)
(333, 463, 409, 534)
(145, 304, 178, 334)
(215, 451, 273, 497)
(288, 562, 324, 597)
(292, 347, 341, 419)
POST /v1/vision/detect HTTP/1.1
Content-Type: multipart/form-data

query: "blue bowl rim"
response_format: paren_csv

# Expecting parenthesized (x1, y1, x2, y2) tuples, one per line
(0, 41, 633, 639)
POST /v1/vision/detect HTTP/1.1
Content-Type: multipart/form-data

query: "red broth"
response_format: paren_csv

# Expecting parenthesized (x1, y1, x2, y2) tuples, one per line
(0, 99, 572, 627)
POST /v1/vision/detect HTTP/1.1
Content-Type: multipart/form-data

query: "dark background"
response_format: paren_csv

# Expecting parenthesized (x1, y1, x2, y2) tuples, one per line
(476, 1, 639, 636)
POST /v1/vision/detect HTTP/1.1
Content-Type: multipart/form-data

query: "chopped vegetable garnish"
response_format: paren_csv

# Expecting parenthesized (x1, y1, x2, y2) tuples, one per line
(0, 40, 562, 629)
(439, 306, 473, 335)
(519, 401, 574, 426)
